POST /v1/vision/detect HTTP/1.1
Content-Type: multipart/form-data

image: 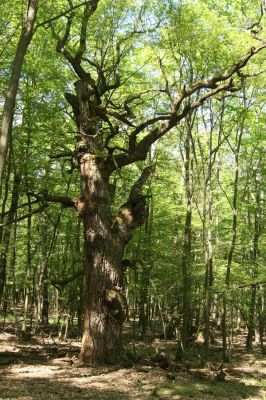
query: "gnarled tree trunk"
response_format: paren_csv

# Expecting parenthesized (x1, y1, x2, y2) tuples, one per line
(71, 79, 153, 364)
(52, 4, 266, 364)
(79, 158, 126, 363)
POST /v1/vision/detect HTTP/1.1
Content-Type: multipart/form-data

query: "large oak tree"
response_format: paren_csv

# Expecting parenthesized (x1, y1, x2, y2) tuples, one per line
(38, 0, 266, 364)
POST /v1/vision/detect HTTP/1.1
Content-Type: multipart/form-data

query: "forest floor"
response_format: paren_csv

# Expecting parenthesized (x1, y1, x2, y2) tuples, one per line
(0, 326, 265, 400)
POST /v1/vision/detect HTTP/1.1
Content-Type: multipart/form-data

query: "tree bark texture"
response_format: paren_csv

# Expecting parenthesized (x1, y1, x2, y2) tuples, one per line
(72, 80, 153, 364)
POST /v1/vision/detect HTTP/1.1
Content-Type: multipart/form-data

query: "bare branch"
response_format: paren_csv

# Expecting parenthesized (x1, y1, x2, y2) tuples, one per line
(49, 151, 75, 159)
(110, 41, 266, 170)
(0, 205, 48, 227)
(51, 6, 98, 85)
(0, 199, 39, 218)
(47, 269, 84, 291)
(75, 0, 100, 62)
(29, 191, 76, 208)
(215, 281, 266, 296)
(157, 56, 174, 107)
(35, 1, 93, 30)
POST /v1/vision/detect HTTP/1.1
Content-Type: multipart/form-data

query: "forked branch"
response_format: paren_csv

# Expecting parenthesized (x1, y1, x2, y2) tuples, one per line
(112, 41, 266, 170)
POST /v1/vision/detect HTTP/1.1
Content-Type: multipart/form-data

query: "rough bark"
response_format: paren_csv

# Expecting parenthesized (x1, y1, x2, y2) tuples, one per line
(79, 159, 154, 363)
(72, 79, 154, 364)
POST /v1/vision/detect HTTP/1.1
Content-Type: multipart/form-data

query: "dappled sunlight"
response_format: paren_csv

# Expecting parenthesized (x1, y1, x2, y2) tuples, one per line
(0, 360, 165, 400)
(9, 363, 63, 378)
(0, 329, 265, 400)
(0, 375, 130, 400)
(0, 0, 266, 398)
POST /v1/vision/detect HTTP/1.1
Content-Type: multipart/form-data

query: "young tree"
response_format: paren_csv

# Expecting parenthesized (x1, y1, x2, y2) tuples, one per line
(0, 0, 39, 192)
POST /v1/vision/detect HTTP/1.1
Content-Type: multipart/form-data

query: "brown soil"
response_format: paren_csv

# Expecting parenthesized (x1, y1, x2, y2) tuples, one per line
(0, 330, 265, 400)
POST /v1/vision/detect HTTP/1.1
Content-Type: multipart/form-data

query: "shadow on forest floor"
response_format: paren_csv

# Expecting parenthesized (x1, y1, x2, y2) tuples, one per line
(0, 362, 265, 400)
(0, 374, 129, 400)
(0, 329, 265, 400)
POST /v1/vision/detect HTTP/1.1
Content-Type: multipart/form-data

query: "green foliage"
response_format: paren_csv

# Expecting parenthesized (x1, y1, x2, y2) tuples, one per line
(0, 0, 265, 347)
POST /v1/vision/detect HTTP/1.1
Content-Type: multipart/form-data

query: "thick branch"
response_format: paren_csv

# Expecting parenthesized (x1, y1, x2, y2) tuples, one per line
(112, 41, 266, 170)
(175, 41, 266, 109)
(0, 199, 39, 218)
(128, 115, 170, 152)
(47, 269, 84, 291)
(128, 165, 155, 202)
(30, 191, 76, 208)
(114, 165, 155, 242)
(52, 12, 96, 84)
(0, 205, 48, 227)
(49, 151, 75, 159)
(35, 1, 93, 30)
(75, 1, 100, 62)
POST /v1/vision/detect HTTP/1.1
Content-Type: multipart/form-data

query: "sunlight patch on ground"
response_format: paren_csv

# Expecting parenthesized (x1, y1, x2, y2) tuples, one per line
(1, 331, 266, 400)
(0, 332, 18, 343)
(9, 364, 62, 378)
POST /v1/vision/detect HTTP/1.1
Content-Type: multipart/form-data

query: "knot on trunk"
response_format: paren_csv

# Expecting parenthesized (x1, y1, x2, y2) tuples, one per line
(122, 259, 136, 270)
(121, 195, 149, 228)
(75, 196, 87, 217)
(65, 92, 79, 115)
(104, 288, 127, 322)
(114, 165, 155, 242)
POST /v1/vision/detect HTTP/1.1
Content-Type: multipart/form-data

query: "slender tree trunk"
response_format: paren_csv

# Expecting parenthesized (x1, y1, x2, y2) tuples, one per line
(179, 118, 193, 358)
(222, 125, 243, 362)
(41, 271, 49, 325)
(22, 196, 32, 331)
(202, 102, 223, 354)
(258, 286, 265, 354)
(11, 220, 18, 333)
(204, 178, 213, 355)
(199, 101, 224, 354)
(246, 171, 261, 350)
(0, 173, 21, 300)
(0, 0, 39, 191)
(0, 138, 12, 229)
(139, 192, 153, 339)
(0, 141, 12, 300)
(22, 118, 33, 331)
(246, 284, 256, 350)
